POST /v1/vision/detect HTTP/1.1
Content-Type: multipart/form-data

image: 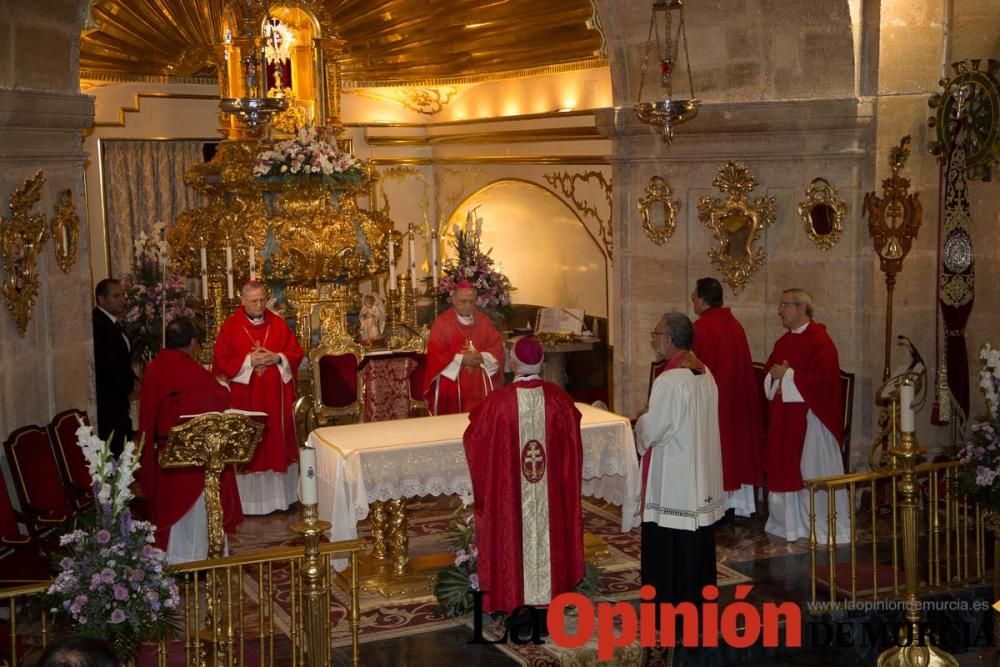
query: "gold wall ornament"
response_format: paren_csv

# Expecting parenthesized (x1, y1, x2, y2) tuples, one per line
(697, 161, 776, 295)
(864, 136, 922, 381)
(543, 170, 613, 259)
(349, 86, 462, 115)
(797, 177, 847, 251)
(50, 189, 79, 274)
(161, 412, 265, 558)
(0, 170, 48, 335)
(637, 175, 680, 246)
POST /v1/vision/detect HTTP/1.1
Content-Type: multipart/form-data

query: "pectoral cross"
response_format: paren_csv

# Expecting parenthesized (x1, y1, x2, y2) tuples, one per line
(254, 342, 266, 377)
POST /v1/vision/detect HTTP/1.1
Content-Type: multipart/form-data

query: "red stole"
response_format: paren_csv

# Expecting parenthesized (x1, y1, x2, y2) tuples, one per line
(212, 309, 304, 474)
(463, 379, 584, 612)
(693, 307, 764, 489)
(137, 348, 243, 549)
(763, 321, 843, 492)
(423, 308, 505, 415)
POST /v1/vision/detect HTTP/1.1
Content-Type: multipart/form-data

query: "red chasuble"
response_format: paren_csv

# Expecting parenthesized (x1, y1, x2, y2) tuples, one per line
(763, 321, 843, 492)
(693, 307, 764, 490)
(423, 307, 505, 415)
(212, 309, 304, 474)
(463, 379, 584, 613)
(137, 348, 243, 549)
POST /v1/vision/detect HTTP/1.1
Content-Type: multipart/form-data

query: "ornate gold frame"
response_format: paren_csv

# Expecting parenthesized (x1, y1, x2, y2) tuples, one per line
(1, 171, 48, 335)
(50, 190, 79, 274)
(637, 176, 680, 246)
(697, 161, 776, 295)
(798, 178, 847, 252)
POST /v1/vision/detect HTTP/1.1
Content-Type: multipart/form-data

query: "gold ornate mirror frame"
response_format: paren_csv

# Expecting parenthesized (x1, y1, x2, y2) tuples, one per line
(697, 161, 776, 294)
(51, 190, 80, 274)
(1, 170, 48, 335)
(798, 177, 847, 251)
(637, 176, 681, 246)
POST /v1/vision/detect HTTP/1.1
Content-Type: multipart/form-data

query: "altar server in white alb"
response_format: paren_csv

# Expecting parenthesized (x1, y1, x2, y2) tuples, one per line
(637, 312, 725, 612)
(763, 288, 850, 543)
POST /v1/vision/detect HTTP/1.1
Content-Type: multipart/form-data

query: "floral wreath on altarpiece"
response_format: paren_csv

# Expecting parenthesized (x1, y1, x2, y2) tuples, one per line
(253, 125, 365, 188)
(956, 343, 1000, 512)
(435, 211, 515, 324)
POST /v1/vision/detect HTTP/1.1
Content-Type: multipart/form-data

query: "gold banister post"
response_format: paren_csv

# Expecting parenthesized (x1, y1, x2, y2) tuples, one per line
(292, 503, 333, 667)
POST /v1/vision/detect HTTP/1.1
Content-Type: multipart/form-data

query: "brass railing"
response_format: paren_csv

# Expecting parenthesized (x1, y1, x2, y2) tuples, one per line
(1, 539, 363, 667)
(805, 461, 993, 607)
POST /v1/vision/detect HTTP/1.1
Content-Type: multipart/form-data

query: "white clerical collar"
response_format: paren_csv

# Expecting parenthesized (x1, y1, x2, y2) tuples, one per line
(791, 321, 810, 334)
(456, 312, 474, 326)
(245, 311, 266, 325)
(513, 374, 541, 383)
(97, 306, 118, 324)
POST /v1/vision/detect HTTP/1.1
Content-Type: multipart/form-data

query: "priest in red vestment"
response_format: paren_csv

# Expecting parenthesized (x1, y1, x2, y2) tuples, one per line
(763, 288, 849, 542)
(138, 317, 243, 560)
(691, 277, 764, 517)
(424, 281, 504, 415)
(213, 282, 304, 515)
(463, 336, 584, 613)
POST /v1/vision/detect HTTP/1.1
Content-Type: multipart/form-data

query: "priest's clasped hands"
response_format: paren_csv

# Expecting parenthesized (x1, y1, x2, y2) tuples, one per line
(768, 360, 790, 380)
(250, 345, 282, 369)
(461, 349, 484, 370)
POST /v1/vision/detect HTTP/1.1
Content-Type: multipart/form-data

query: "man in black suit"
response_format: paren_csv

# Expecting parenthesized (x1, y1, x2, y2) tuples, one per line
(92, 278, 135, 457)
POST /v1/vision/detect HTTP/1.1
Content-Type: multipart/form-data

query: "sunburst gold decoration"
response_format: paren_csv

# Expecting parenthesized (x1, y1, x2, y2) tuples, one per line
(697, 161, 776, 295)
(80, 0, 604, 87)
(1, 171, 48, 335)
(50, 189, 80, 274)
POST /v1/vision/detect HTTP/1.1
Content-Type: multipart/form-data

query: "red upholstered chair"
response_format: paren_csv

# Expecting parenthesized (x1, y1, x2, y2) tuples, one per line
(0, 469, 51, 585)
(47, 409, 93, 511)
(408, 353, 429, 416)
(3, 425, 74, 531)
(309, 342, 365, 427)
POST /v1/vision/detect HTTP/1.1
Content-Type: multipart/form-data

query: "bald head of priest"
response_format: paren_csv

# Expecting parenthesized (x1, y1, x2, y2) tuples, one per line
(422, 279, 505, 415)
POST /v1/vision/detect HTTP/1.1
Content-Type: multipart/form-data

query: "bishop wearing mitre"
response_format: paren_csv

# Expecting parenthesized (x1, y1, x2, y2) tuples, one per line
(463, 336, 584, 613)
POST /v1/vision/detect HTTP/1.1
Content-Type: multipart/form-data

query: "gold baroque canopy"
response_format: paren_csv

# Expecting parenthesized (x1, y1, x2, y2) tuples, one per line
(80, 0, 605, 86)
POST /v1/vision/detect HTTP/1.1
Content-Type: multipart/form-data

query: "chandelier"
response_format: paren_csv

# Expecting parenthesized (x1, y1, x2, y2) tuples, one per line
(634, 0, 699, 144)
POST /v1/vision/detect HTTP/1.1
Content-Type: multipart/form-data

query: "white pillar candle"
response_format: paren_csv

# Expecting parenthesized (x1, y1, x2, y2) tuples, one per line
(199, 246, 209, 301)
(899, 382, 915, 433)
(248, 245, 256, 282)
(299, 447, 317, 505)
(225, 244, 235, 299)
(408, 226, 417, 289)
(431, 232, 439, 289)
(388, 234, 396, 285)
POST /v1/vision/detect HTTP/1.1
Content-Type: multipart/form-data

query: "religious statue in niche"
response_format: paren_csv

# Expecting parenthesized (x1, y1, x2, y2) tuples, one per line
(697, 161, 776, 294)
(359, 292, 386, 342)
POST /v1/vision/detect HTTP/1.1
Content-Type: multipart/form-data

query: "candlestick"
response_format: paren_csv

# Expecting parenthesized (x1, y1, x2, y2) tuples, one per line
(899, 381, 915, 433)
(199, 246, 209, 301)
(388, 233, 396, 285)
(225, 244, 235, 299)
(408, 224, 417, 289)
(299, 447, 317, 505)
(431, 231, 439, 289)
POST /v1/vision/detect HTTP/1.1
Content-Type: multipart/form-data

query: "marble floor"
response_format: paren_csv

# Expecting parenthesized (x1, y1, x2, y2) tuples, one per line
(230, 502, 996, 666)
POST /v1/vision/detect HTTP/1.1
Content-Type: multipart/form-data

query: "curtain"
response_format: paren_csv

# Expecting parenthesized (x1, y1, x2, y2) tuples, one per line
(101, 140, 208, 278)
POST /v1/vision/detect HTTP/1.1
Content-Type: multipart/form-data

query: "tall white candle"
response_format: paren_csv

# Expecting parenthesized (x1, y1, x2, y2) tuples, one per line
(248, 245, 256, 282)
(899, 382, 915, 433)
(199, 246, 209, 301)
(299, 447, 317, 505)
(408, 226, 417, 289)
(225, 244, 234, 299)
(431, 232, 439, 289)
(388, 234, 396, 285)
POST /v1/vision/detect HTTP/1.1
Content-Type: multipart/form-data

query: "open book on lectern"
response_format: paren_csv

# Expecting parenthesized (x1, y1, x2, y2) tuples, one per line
(178, 409, 269, 422)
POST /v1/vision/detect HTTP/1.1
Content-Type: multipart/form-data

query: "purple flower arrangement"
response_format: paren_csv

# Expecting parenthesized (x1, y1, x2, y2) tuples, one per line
(956, 344, 1000, 511)
(433, 495, 479, 618)
(435, 215, 514, 321)
(121, 222, 195, 363)
(253, 125, 365, 186)
(45, 422, 179, 660)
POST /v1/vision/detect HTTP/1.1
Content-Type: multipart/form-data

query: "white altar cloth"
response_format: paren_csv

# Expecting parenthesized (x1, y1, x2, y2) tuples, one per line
(307, 403, 642, 570)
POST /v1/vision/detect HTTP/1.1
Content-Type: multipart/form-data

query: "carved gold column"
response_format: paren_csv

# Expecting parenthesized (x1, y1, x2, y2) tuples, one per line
(291, 503, 333, 667)
(877, 381, 958, 666)
(387, 498, 409, 576)
(369, 500, 389, 561)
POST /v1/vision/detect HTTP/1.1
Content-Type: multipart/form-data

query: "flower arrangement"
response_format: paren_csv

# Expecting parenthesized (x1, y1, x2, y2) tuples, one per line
(253, 126, 365, 187)
(433, 495, 599, 619)
(120, 222, 196, 363)
(436, 210, 514, 321)
(45, 422, 179, 661)
(956, 343, 1000, 511)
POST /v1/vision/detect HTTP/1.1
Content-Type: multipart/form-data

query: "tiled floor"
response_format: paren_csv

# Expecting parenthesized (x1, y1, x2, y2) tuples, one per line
(231, 504, 996, 666)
